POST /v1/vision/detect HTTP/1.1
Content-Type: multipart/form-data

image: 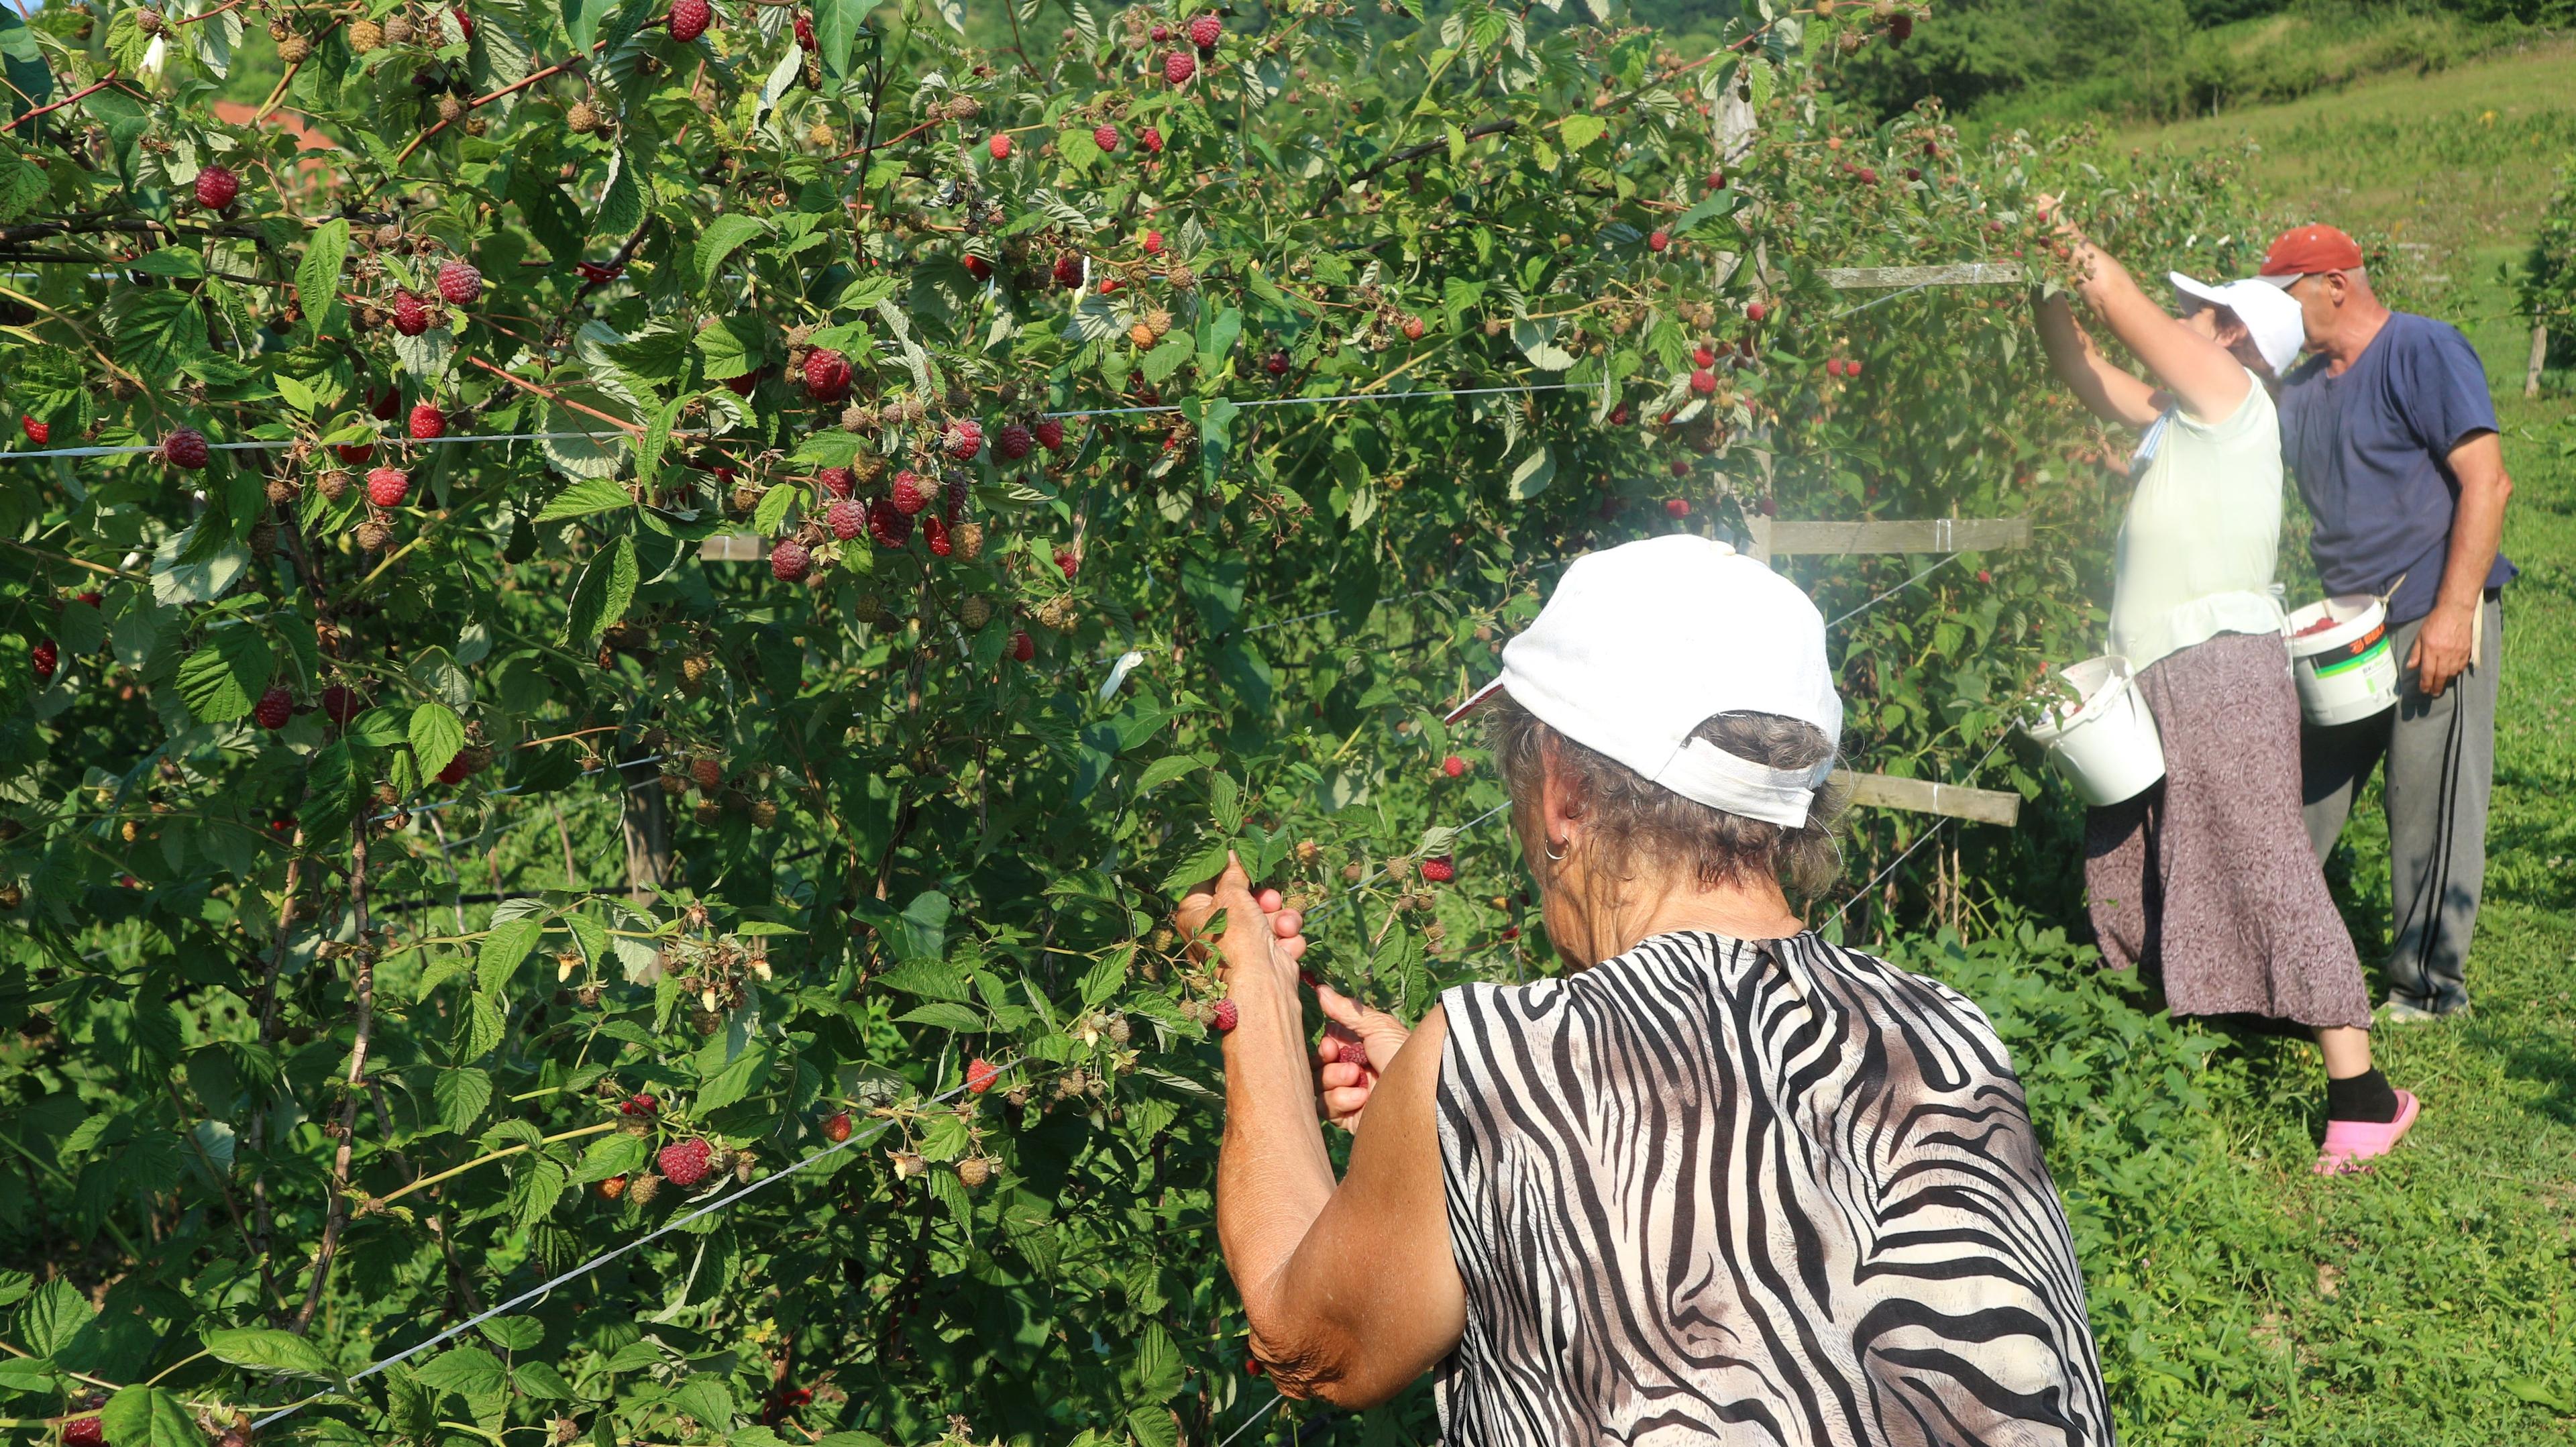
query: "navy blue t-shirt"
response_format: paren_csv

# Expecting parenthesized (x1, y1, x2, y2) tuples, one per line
(2277, 311, 2514, 625)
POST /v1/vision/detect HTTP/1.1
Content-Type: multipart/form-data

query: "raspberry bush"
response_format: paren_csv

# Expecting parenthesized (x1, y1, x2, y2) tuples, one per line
(0, 0, 2261, 1442)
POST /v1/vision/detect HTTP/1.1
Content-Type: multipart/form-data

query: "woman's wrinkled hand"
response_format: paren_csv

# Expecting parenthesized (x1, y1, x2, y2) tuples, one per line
(1313, 983, 1411, 1134)
(1174, 853, 1307, 985)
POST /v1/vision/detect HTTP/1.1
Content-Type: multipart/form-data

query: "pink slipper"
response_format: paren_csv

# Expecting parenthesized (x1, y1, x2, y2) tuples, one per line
(2313, 1090, 2419, 1175)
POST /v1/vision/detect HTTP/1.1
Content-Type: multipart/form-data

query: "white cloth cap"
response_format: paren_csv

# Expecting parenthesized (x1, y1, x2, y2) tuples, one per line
(2169, 271, 2306, 376)
(1446, 535, 1843, 828)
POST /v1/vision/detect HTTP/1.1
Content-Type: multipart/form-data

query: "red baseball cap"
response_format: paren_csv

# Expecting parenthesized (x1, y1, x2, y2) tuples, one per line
(2256, 224, 2365, 286)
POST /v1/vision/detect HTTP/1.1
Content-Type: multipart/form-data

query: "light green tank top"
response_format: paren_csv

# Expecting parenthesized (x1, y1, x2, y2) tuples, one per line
(2109, 373, 2290, 673)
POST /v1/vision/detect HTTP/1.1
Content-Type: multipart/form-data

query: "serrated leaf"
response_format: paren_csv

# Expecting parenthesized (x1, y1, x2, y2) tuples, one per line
(174, 627, 274, 724)
(893, 1002, 984, 1031)
(203, 1328, 341, 1383)
(751, 483, 797, 536)
(1560, 112, 1605, 152)
(693, 1043, 770, 1112)
(409, 702, 466, 778)
(476, 1316, 542, 1352)
(476, 916, 545, 996)
(569, 1131, 646, 1185)
(99, 1385, 197, 1447)
(1157, 839, 1234, 899)
(695, 214, 767, 292)
(433, 1067, 493, 1133)
(1511, 317, 1577, 372)
(457, 992, 507, 1061)
(561, 534, 639, 645)
(1209, 771, 1244, 833)
(876, 959, 972, 1000)
(17, 1279, 92, 1356)
(513, 1360, 575, 1399)
(814, 0, 881, 77)
(1140, 334, 1195, 384)
(1133, 753, 1211, 796)
(1507, 447, 1555, 500)
(533, 477, 637, 524)
(415, 1344, 508, 1397)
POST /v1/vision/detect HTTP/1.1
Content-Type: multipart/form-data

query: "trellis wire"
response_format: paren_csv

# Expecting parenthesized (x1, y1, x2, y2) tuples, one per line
(1823, 729, 2014, 932)
(0, 379, 1610, 463)
(244, 1059, 1025, 1434)
(1823, 550, 1965, 629)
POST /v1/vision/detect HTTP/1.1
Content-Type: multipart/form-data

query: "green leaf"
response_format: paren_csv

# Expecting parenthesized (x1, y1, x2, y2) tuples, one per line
(409, 702, 466, 778)
(1141, 334, 1195, 384)
(695, 214, 767, 292)
(534, 476, 637, 524)
(477, 916, 546, 996)
(16, 1278, 93, 1357)
(1055, 127, 1102, 174)
(752, 483, 798, 536)
(894, 890, 950, 962)
(298, 218, 349, 340)
(561, 534, 639, 645)
(0, 7, 53, 124)
(594, 149, 644, 241)
(513, 1359, 576, 1399)
(894, 1002, 985, 1031)
(672, 1375, 735, 1432)
(876, 959, 972, 1001)
(1133, 753, 1211, 796)
(692, 1043, 771, 1112)
(174, 627, 274, 724)
(1507, 447, 1555, 500)
(301, 740, 364, 843)
(1157, 839, 1234, 899)
(99, 1385, 197, 1447)
(415, 1344, 508, 1397)
(568, 1131, 646, 1185)
(813, 0, 882, 78)
(1666, 187, 1743, 240)
(1126, 1406, 1181, 1447)
(457, 992, 508, 1061)
(1559, 112, 1606, 152)
(433, 1067, 493, 1133)
(203, 1328, 341, 1383)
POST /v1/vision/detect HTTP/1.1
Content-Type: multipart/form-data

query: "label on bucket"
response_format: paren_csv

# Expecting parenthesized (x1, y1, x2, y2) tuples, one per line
(2310, 623, 2389, 679)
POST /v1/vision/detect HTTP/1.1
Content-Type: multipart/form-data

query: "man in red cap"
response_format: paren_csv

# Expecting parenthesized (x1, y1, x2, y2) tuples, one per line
(2262, 223, 2516, 1021)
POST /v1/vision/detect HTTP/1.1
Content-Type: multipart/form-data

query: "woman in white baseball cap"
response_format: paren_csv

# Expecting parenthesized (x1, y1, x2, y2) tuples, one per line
(1179, 535, 2113, 1445)
(2031, 200, 2415, 1173)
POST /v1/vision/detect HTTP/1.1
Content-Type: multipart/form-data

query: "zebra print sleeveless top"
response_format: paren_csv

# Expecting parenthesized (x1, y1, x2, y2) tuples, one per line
(1434, 930, 2112, 1446)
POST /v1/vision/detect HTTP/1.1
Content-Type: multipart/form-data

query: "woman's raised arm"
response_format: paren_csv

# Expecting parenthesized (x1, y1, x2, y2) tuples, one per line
(2041, 197, 2250, 424)
(2033, 290, 2165, 429)
(1180, 857, 1466, 1409)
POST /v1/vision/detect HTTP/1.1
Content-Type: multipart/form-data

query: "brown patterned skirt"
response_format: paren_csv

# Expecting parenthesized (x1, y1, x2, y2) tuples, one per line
(2085, 629, 2373, 1029)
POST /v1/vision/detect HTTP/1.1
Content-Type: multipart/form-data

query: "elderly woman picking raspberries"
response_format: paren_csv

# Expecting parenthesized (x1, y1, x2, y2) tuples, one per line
(1178, 535, 2113, 1446)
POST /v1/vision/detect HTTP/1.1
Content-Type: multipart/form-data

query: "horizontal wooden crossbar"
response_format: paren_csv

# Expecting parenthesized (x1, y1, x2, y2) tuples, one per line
(1821, 262, 2028, 288)
(1834, 771, 2021, 826)
(699, 534, 769, 561)
(1744, 516, 2030, 559)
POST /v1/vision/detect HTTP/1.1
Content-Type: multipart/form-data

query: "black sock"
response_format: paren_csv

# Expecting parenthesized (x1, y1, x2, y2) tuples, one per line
(2325, 1067, 2401, 1124)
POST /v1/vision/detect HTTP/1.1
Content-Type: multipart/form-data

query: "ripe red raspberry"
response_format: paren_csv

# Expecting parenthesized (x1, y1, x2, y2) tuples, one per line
(1746, 300, 1770, 323)
(1141, 228, 1162, 254)
(1033, 417, 1065, 451)
(963, 254, 991, 282)
(1054, 547, 1078, 580)
(1442, 754, 1466, 778)
(1188, 13, 1222, 48)
(657, 1137, 714, 1187)
(944, 419, 983, 462)
(1419, 855, 1456, 883)
(1610, 403, 1631, 425)
(690, 757, 724, 790)
(666, 0, 710, 40)
(437, 751, 472, 786)
(890, 470, 930, 515)
(1164, 49, 1195, 85)
(1150, 21, 1169, 40)
(803, 347, 851, 401)
(254, 686, 292, 729)
(194, 164, 239, 211)
(867, 497, 912, 547)
(1857, 166, 1879, 185)
(20, 415, 46, 444)
(409, 403, 446, 439)
(1400, 315, 1425, 341)
(817, 466, 854, 498)
(1140, 125, 1164, 153)
(1010, 629, 1034, 662)
(1708, 168, 1727, 189)
(794, 9, 813, 47)
(621, 1092, 660, 1115)
(1694, 345, 1717, 368)
(987, 133, 1012, 160)
(451, 7, 474, 38)
(821, 1112, 852, 1142)
(1265, 350, 1289, 377)
(1052, 251, 1084, 289)
(1845, 358, 1864, 378)
(1907, 166, 1923, 181)
(321, 684, 363, 723)
(32, 638, 58, 683)
(435, 259, 482, 305)
(826, 498, 865, 539)
(1891, 12, 1913, 42)
(1977, 569, 1993, 584)
(1336, 1038, 1369, 1067)
(1690, 368, 1717, 396)
(392, 290, 431, 336)
(997, 422, 1032, 461)
(1647, 229, 1671, 253)
(366, 466, 410, 507)
(769, 537, 811, 582)
(922, 513, 952, 556)
(162, 427, 210, 470)
(74, 591, 99, 606)
(1211, 998, 1237, 1032)
(1666, 497, 1693, 518)
(966, 1057, 1000, 1093)
(1093, 123, 1119, 152)
(62, 1415, 103, 1447)
(1669, 459, 1690, 478)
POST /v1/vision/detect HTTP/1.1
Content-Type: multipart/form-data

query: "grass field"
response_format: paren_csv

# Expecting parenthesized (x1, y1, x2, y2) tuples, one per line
(2071, 44, 2576, 1446)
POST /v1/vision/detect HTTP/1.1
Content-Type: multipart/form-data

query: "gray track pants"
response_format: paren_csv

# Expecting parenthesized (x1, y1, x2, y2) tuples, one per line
(2302, 592, 2504, 1013)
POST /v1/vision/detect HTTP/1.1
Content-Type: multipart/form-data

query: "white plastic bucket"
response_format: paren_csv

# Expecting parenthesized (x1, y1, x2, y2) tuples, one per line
(2023, 655, 2167, 806)
(2286, 595, 2400, 727)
